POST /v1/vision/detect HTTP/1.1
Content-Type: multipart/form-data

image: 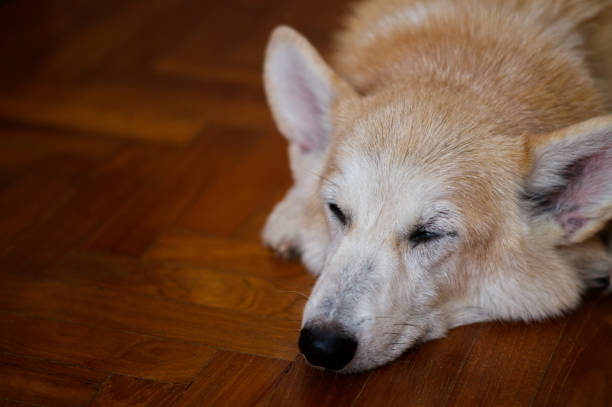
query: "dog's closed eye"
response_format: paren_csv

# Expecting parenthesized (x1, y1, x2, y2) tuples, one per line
(408, 225, 458, 248)
(409, 227, 443, 247)
(328, 203, 347, 226)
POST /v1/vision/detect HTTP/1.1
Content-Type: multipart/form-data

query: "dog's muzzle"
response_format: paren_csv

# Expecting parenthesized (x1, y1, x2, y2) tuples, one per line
(298, 324, 357, 370)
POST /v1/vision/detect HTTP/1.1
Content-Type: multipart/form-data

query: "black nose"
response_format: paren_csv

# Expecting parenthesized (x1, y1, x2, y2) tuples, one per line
(298, 325, 358, 370)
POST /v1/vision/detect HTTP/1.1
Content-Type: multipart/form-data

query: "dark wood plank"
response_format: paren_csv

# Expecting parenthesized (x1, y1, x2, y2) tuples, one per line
(44, 252, 307, 320)
(154, 0, 279, 76)
(0, 352, 106, 407)
(0, 274, 300, 361)
(83, 128, 260, 257)
(0, 1, 117, 92)
(82, 148, 205, 257)
(0, 127, 120, 249)
(174, 351, 289, 407)
(443, 319, 567, 406)
(264, 356, 370, 407)
(0, 399, 47, 407)
(0, 124, 120, 176)
(531, 294, 612, 407)
(89, 375, 184, 407)
(0, 80, 203, 144)
(0, 1, 209, 143)
(1, 144, 164, 270)
(145, 231, 314, 288)
(0, 0, 276, 143)
(30, 0, 186, 80)
(159, 0, 349, 73)
(352, 324, 482, 407)
(174, 133, 291, 240)
(0, 174, 75, 250)
(0, 311, 215, 383)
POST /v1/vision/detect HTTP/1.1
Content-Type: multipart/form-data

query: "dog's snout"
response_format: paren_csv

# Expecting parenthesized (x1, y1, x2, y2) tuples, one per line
(298, 325, 357, 370)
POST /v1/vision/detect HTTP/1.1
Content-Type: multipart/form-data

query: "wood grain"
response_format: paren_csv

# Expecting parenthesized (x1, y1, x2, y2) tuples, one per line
(531, 294, 612, 406)
(41, 252, 308, 319)
(352, 324, 482, 407)
(0, 311, 215, 383)
(175, 351, 289, 407)
(0, 400, 41, 407)
(443, 320, 567, 406)
(0, 274, 301, 361)
(82, 129, 261, 257)
(0, 124, 120, 176)
(0, 353, 106, 407)
(174, 134, 291, 239)
(145, 231, 315, 289)
(89, 375, 185, 407)
(264, 356, 370, 407)
(1, 144, 165, 271)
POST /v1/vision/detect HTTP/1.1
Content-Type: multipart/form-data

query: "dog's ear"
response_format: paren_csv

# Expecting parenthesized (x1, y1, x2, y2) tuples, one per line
(263, 26, 356, 153)
(525, 114, 612, 244)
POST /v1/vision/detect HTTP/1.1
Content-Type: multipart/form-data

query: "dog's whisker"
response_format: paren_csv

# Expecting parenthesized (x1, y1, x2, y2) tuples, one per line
(279, 290, 310, 300)
(304, 168, 340, 188)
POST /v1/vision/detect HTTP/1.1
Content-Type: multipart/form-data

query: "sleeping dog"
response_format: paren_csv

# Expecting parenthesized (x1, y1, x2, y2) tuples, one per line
(262, 0, 612, 372)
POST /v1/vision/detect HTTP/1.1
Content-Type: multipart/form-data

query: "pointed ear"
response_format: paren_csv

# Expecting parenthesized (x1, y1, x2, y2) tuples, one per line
(525, 115, 612, 244)
(263, 26, 357, 153)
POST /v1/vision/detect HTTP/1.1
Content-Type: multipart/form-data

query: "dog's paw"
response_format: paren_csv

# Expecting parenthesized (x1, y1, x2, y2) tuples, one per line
(262, 196, 304, 261)
(262, 224, 302, 260)
(267, 239, 301, 260)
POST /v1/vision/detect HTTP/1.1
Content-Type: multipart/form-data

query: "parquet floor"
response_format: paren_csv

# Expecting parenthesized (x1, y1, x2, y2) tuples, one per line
(0, 1, 610, 406)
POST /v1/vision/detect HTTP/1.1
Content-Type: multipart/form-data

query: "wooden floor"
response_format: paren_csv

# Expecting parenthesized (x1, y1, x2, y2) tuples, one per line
(0, 0, 610, 406)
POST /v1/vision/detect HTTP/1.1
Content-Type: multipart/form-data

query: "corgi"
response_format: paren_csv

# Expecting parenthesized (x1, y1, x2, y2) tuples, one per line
(262, 0, 612, 372)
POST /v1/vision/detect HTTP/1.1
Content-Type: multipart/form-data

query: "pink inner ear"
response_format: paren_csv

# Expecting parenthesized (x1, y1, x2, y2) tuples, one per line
(555, 147, 612, 237)
(298, 141, 313, 153)
(287, 68, 318, 151)
(279, 47, 330, 153)
(558, 212, 592, 236)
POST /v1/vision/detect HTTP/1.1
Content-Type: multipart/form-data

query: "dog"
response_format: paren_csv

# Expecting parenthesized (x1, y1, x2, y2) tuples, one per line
(261, 0, 612, 373)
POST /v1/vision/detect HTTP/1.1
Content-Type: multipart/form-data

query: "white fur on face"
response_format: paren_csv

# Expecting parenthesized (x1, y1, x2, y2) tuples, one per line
(302, 130, 466, 372)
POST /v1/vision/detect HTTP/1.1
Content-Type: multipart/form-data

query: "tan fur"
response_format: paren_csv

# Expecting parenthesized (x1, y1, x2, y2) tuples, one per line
(262, 0, 612, 372)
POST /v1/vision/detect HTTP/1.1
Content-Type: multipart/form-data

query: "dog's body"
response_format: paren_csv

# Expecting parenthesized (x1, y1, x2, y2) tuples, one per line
(262, 0, 612, 372)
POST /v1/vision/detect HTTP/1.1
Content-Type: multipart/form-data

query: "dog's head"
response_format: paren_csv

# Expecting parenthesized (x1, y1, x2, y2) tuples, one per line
(263, 26, 612, 372)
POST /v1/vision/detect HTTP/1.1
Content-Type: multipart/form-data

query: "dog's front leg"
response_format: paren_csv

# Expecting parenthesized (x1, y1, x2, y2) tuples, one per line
(262, 170, 329, 275)
(262, 184, 307, 260)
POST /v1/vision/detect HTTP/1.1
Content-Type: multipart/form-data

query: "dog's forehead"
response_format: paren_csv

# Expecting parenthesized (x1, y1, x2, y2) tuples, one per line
(331, 97, 462, 192)
(326, 94, 528, 230)
(336, 94, 476, 170)
(326, 143, 450, 229)
(326, 96, 505, 228)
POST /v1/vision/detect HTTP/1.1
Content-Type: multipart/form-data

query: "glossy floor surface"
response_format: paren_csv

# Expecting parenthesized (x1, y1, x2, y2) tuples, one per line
(0, 1, 610, 406)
